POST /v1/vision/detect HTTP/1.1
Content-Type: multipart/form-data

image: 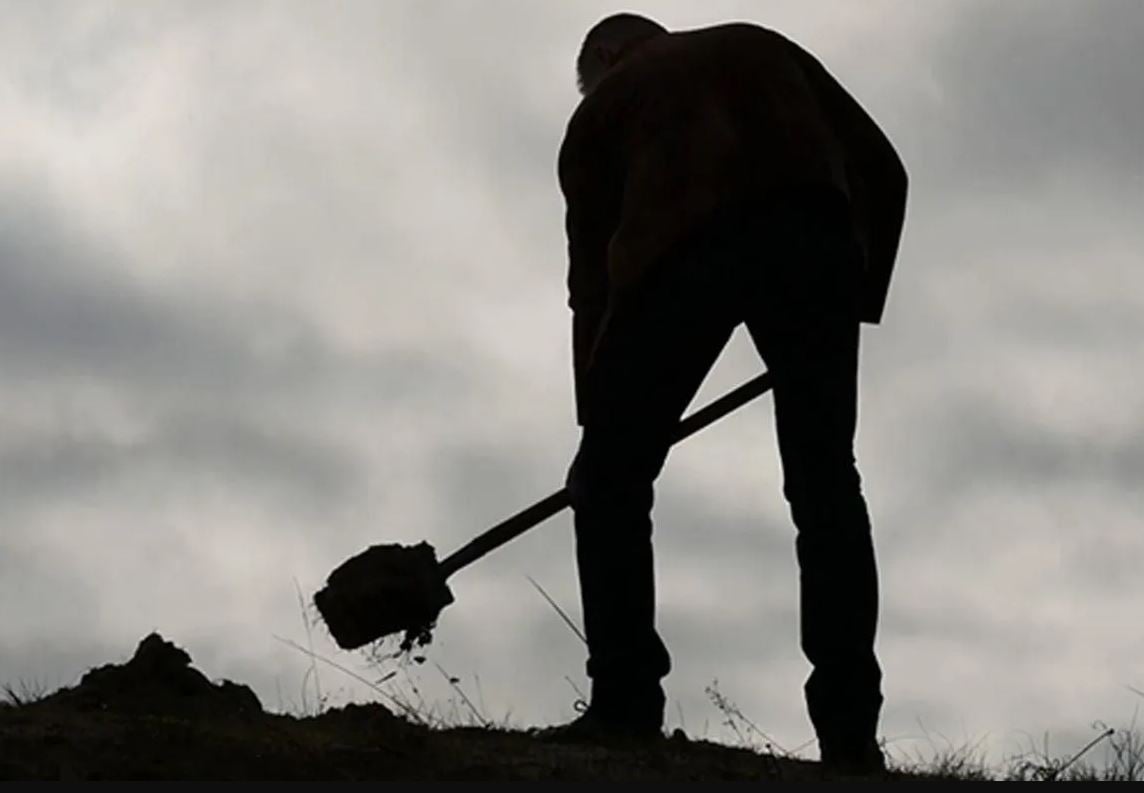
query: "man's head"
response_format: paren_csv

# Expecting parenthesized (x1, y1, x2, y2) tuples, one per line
(576, 13, 668, 95)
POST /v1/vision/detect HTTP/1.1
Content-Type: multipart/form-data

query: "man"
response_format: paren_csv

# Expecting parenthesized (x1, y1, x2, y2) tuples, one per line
(549, 13, 907, 775)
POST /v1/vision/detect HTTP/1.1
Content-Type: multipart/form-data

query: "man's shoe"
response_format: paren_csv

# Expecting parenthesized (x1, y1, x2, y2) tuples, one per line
(533, 705, 663, 745)
(820, 739, 887, 776)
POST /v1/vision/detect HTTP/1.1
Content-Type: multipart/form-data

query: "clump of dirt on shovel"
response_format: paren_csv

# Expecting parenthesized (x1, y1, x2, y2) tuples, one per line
(313, 542, 455, 654)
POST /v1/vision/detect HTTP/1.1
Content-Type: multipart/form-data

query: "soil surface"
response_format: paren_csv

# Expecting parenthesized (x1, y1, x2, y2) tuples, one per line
(0, 634, 911, 781)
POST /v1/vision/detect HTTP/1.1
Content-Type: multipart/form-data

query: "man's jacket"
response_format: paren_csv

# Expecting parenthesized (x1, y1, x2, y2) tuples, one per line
(558, 22, 908, 418)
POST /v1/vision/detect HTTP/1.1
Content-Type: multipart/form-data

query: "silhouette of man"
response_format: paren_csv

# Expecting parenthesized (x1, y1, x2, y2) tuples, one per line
(547, 14, 907, 774)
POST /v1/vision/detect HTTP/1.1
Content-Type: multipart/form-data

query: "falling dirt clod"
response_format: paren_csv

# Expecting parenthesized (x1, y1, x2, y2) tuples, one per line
(314, 541, 455, 652)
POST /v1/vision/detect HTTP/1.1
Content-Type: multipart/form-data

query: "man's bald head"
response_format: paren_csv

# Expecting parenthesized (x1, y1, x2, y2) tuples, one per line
(576, 13, 668, 95)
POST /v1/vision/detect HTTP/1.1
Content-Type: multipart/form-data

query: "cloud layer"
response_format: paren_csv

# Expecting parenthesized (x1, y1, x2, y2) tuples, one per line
(2, 0, 1140, 765)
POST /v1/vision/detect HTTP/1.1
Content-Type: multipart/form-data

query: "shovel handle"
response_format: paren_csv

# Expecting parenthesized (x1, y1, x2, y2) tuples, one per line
(438, 371, 774, 578)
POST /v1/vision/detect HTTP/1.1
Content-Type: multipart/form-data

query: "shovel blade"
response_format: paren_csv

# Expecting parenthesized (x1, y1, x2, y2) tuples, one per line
(314, 541, 455, 650)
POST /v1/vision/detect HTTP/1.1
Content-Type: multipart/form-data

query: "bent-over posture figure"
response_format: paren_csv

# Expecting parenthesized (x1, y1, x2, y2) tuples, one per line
(549, 14, 908, 775)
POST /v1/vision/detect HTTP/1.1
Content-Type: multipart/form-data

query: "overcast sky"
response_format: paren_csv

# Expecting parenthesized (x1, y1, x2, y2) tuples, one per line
(2, 0, 1142, 767)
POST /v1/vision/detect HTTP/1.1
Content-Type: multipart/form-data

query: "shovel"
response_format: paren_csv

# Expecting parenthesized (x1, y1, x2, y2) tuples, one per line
(313, 371, 774, 651)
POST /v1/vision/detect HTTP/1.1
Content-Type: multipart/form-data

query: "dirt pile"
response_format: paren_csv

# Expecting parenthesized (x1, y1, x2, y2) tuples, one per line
(0, 633, 417, 780)
(41, 633, 262, 719)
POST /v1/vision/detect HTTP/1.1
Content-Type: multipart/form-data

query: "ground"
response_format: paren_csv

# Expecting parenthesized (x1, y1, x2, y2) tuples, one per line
(0, 633, 913, 781)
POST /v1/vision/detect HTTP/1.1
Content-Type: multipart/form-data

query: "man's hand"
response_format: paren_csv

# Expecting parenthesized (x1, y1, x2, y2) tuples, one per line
(564, 451, 582, 506)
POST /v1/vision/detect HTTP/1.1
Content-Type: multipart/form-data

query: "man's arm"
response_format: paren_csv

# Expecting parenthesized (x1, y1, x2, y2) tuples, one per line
(566, 202, 610, 426)
(558, 113, 621, 424)
(791, 46, 908, 324)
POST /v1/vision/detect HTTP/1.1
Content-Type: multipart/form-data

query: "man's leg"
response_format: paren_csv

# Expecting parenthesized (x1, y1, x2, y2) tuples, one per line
(771, 322, 882, 760)
(743, 200, 884, 767)
(569, 249, 737, 730)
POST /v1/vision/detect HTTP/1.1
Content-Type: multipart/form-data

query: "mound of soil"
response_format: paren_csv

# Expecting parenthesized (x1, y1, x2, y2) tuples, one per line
(41, 633, 261, 719)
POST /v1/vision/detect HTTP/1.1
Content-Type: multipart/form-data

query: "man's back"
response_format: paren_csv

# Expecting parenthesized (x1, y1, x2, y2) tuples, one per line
(559, 22, 906, 324)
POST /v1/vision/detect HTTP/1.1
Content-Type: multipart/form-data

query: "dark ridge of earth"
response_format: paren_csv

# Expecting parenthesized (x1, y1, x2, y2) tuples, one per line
(0, 633, 912, 781)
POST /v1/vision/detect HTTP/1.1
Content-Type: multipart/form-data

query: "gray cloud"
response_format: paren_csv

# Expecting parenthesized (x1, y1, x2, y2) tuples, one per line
(0, 412, 361, 520)
(0, 191, 278, 389)
(917, 0, 1144, 196)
